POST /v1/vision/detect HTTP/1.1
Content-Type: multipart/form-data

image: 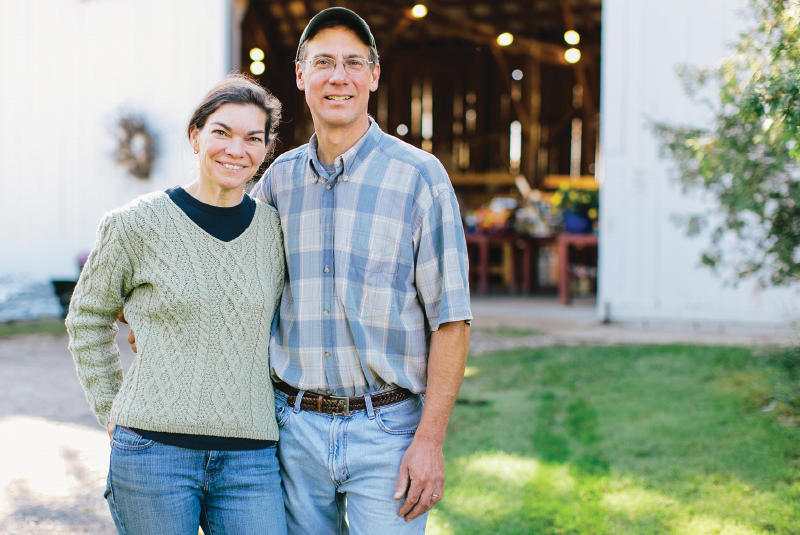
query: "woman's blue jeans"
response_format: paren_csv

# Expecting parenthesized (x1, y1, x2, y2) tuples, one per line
(105, 426, 286, 535)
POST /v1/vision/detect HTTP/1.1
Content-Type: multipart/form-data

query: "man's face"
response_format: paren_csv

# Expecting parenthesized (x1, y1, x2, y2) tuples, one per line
(296, 27, 380, 131)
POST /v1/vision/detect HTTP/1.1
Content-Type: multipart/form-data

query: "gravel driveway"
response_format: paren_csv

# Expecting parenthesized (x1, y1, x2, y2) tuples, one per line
(0, 327, 134, 535)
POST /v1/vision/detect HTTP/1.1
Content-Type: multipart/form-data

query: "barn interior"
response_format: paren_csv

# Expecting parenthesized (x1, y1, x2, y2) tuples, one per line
(240, 0, 602, 298)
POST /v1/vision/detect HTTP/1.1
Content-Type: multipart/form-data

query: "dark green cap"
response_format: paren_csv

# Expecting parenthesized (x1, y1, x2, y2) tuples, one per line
(296, 7, 376, 61)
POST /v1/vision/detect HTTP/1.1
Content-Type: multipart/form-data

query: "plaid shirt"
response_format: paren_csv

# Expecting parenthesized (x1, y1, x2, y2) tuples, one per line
(251, 121, 472, 397)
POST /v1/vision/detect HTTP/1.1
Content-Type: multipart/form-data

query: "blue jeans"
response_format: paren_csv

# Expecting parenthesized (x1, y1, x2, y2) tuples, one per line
(105, 426, 286, 535)
(275, 389, 427, 535)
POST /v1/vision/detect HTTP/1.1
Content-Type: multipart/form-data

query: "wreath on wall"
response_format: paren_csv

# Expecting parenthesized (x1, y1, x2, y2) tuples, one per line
(115, 114, 157, 179)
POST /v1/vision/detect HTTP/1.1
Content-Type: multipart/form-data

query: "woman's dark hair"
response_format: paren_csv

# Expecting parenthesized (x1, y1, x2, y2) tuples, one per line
(187, 73, 282, 164)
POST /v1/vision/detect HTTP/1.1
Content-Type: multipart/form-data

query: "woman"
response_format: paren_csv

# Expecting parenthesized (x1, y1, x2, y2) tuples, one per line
(66, 74, 286, 535)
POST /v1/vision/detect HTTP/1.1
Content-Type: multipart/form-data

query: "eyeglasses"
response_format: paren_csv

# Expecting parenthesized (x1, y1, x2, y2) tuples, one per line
(298, 56, 374, 74)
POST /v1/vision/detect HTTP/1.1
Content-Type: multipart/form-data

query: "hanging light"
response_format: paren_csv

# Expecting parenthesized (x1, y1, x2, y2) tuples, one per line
(249, 48, 265, 61)
(512, 69, 523, 81)
(565, 48, 581, 64)
(564, 31, 580, 45)
(411, 4, 428, 18)
(496, 33, 514, 46)
(250, 61, 266, 75)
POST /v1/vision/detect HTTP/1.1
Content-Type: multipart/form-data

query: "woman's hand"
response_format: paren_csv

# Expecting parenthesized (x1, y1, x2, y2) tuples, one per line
(117, 310, 138, 353)
(107, 422, 116, 440)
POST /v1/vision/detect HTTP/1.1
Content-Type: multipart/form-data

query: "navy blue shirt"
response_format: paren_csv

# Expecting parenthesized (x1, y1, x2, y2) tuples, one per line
(166, 186, 256, 241)
(130, 186, 275, 451)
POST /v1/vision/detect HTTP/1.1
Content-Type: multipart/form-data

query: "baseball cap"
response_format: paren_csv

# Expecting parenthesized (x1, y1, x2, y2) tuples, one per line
(296, 7, 376, 61)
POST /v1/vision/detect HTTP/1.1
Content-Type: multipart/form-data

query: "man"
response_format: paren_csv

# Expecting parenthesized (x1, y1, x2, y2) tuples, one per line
(127, 7, 470, 533)
(252, 7, 471, 534)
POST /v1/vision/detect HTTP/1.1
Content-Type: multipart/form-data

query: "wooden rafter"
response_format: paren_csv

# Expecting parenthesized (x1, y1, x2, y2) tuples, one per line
(559, 0, 597, 118)
(489, 45, 531, 133)
(577, 0, 597, 30)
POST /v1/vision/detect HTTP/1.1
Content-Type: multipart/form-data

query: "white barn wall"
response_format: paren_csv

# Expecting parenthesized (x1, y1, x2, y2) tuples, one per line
(0, 0, 232, 281)
(599, 0, 798, 327)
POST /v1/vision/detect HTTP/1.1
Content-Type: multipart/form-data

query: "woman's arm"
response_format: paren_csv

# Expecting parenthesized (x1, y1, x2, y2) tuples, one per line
(65, 213, 133, 427)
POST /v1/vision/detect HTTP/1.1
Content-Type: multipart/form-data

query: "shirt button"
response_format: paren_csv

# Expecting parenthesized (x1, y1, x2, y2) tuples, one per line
(323, 266, 329, 274)
(325, 351, 331, 358)
(326, 184, 332, 190)
(323, 309, 329, 315)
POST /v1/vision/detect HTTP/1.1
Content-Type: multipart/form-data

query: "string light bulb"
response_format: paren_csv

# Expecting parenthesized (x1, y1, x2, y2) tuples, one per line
(411, 4, 428, 18)
(497, 33, 514, 46)
(565, 48, 581, 64)
(249, 48, 265, 61)
(250, 61, 265, 75)
(564, 31, 580, 45)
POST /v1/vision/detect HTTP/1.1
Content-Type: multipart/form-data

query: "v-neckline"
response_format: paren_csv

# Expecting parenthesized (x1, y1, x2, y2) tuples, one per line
(160, 192, 261, 246)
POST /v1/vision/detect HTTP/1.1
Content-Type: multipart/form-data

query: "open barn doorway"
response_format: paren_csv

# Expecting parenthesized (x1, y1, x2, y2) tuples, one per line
(240, 0, 602, 300)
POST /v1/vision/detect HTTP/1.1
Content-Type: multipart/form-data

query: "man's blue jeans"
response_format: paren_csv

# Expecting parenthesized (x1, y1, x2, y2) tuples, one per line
(275, 389, 428, 535)
(105, 426, 286, 535)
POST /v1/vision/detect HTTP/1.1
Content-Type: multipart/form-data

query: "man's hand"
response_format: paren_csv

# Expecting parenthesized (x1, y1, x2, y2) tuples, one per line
(117, 310, 137, 353)
(394, 320, 469, 521)
(107, 422, 115, 440)
(394, 437, 444, 520)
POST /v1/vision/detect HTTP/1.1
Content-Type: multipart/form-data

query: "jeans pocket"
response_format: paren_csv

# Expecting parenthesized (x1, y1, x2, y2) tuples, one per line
(374, 397, 421, 436)
(111, 426, 156, 451)
(103, 472, 112, 500)
(276, 405, 292, 428)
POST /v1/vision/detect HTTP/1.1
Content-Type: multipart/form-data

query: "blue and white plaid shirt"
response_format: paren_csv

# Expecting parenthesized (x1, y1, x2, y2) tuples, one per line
(251, 121, 472, 397)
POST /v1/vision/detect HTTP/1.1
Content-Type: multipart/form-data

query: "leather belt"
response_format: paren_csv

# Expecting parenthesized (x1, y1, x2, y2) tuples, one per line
(273, 381, 413, 414)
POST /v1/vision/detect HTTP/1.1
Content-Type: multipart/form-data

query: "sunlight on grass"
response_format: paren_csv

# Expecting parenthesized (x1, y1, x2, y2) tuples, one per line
(676, 516, 764, 535)
(463, 366, 480, 377)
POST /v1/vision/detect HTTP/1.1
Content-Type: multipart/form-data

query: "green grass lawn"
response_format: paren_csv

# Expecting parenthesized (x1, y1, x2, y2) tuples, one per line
(429, 345, 800, 535)
(0, 318, 66, 339)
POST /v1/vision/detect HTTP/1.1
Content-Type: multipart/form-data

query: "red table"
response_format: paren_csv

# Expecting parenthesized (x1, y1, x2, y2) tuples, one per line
(556, 233, 599, 305)
(465, 234, 555, 295)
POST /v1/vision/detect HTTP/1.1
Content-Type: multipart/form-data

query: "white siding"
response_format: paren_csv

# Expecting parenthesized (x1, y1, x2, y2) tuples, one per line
(0, 0, 232, 281)
(598, 0, 799, 326)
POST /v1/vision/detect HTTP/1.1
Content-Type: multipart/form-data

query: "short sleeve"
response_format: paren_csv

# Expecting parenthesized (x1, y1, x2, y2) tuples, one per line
(250, 169, 276, 207)
(414, 185, 472, 331)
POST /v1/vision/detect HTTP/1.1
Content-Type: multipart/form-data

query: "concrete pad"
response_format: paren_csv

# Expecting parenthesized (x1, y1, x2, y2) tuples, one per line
(469, 296, 797, 355)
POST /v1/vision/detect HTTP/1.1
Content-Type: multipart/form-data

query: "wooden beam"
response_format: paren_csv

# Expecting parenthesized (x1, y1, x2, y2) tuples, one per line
(450, 173, 518, 187)
(367, 3, 568, 66)
(489, 45, 531, 133)
(526, 56, 542, 187)
(577, 0, 597, 31)
(266, 0, 301, 48)
(379, 16, 412, 57)
(243, 4, 281, 77)
(249, 1, 289, 72)
(559, 0, 597, 119)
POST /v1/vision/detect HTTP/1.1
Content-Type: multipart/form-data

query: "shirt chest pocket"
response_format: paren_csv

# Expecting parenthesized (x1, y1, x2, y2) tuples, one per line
(336, 245, 399, 318)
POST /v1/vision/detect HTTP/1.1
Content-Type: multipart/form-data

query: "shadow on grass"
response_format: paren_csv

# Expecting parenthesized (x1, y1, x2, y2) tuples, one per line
(431, 345, 800, 535)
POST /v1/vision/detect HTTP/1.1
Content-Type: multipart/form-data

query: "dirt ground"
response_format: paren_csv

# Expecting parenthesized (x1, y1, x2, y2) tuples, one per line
(0, 300, 794, 534)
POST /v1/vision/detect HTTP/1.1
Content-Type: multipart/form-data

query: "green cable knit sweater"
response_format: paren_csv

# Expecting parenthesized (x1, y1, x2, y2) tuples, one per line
(66, 191, 284, 441)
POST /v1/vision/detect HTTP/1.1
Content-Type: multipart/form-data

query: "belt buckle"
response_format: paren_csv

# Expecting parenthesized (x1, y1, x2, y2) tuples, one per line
(328, 395, 350, 414)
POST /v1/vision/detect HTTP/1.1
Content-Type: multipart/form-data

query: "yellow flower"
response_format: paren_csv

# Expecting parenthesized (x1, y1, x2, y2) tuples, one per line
(588, 208, 598, 219)
(551, 192, 563, 206)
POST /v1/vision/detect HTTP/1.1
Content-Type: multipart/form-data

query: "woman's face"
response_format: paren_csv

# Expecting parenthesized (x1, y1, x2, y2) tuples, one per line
(190, 103, 268, 191)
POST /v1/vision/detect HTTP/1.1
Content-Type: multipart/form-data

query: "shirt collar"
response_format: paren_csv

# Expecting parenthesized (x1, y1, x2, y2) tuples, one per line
(306, 119, 382, 183)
